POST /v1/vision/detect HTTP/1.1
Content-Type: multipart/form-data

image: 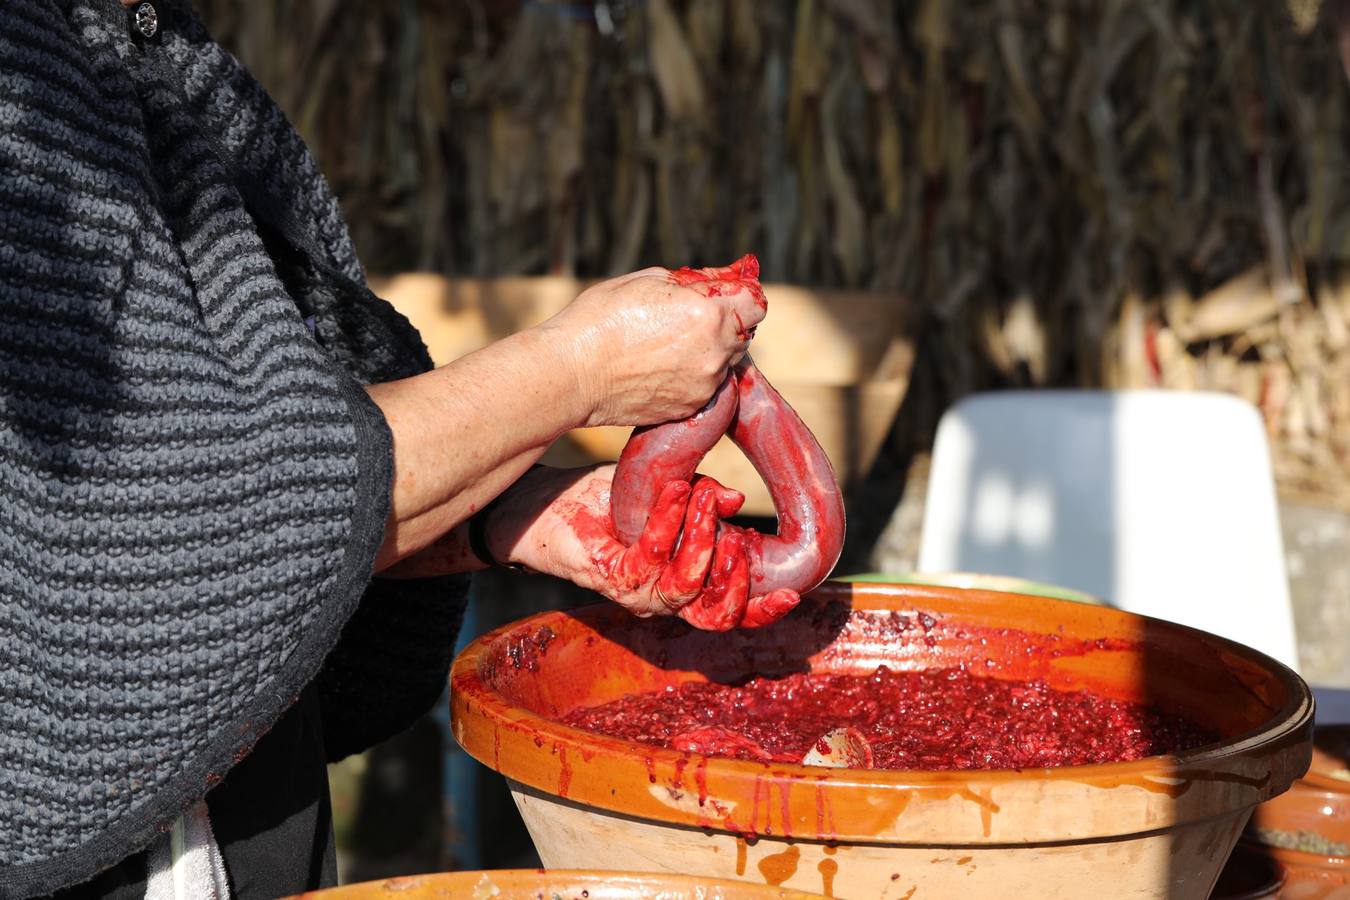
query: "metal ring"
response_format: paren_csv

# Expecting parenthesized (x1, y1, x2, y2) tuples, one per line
(654, 582, 678, 611)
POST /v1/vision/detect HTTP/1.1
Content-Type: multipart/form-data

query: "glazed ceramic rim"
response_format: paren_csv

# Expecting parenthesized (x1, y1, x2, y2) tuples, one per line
(283, 868, 826, 899)
(1301, 774, 1350, 792)
(451, 581, 1313, 844)
(1303, 724, 1350, 792)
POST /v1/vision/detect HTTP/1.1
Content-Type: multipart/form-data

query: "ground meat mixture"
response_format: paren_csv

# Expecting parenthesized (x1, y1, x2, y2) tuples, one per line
(560, 666, 1214, 770)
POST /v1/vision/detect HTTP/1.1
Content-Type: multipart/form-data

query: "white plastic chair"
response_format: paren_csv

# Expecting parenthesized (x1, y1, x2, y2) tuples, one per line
(917, 390, 1299, 669)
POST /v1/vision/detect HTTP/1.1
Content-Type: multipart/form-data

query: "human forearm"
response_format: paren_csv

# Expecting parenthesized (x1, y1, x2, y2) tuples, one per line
(365, 264, 767, 574)
(366, 324, 584, 569)
(371, 449, 541, 575)
(376, 456, 551, 579)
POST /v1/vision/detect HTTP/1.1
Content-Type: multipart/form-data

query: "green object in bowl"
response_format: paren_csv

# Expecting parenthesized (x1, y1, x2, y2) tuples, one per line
(836, 571, 1102, 605)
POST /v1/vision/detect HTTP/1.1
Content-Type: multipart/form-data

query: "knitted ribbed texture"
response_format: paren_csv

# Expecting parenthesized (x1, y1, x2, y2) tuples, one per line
(0, 2, 466, 895)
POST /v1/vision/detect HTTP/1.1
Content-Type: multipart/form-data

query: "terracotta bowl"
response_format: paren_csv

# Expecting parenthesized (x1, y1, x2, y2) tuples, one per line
(450, 582, 1313, 899)
(1230, 726, 1350, 898)
(284, 869, 823, 899)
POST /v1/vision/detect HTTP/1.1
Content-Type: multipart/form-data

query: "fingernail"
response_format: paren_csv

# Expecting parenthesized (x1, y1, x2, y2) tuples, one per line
(716, 488, 745, 517)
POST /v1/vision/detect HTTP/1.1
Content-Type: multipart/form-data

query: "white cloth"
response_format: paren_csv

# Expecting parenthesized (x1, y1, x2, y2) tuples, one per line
(145, 802, 231, 900)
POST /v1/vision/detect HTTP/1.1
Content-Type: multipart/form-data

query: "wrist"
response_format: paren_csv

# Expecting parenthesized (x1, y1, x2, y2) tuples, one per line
(491, 465, 606, 581)
(467, 503, 504, 569)
(534, 318, 605, 430)
(480, 465, 559, 570)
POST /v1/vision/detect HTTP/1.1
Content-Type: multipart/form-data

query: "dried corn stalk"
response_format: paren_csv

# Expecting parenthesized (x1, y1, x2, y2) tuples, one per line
(199, 0, 1350, 508)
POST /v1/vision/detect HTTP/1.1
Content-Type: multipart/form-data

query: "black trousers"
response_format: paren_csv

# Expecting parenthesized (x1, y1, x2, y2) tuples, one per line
(52, 685, 337, 900)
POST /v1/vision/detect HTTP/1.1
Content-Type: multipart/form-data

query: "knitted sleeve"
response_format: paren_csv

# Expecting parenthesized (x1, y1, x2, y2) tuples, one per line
(156, 5, 473, 765)
(0, 2, 436, 893)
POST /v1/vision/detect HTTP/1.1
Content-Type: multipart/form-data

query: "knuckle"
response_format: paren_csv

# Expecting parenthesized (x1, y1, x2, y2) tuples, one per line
(684, 302, 714, 329)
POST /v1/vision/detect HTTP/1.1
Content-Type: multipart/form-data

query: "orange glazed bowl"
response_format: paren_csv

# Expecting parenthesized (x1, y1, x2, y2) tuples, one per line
(450, 582, 1312, 898)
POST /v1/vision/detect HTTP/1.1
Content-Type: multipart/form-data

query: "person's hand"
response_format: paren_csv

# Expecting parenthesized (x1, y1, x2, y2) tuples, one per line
(485, 465, 796, 627)
(543, 258, 768, 429)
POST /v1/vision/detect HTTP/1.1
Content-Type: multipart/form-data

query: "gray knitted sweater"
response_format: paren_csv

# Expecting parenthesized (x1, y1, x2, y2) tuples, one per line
(0, 1, 467, 895)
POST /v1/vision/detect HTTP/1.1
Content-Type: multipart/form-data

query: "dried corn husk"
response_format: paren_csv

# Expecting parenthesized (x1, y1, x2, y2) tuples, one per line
(196, 0, 1350, 509)
(1180, 270, 1283, 343)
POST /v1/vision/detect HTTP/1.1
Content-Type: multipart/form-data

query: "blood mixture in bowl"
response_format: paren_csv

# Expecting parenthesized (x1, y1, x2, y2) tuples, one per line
(559, 665, 1215, 770)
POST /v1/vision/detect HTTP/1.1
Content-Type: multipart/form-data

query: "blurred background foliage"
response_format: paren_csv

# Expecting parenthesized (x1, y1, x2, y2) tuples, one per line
(194, 0, 1350, 875)
(198, 0, 1350, 508)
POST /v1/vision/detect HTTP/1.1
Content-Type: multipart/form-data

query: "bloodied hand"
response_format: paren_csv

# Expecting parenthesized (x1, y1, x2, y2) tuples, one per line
(478, 465, 797, 622)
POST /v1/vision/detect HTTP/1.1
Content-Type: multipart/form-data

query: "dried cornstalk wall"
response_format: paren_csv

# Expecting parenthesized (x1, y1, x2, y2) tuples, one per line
(199, 0, 1350, 506)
